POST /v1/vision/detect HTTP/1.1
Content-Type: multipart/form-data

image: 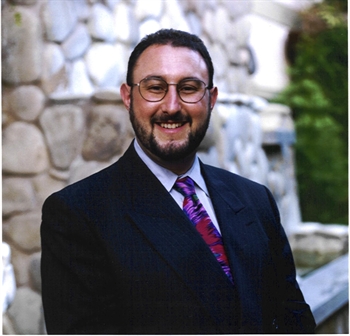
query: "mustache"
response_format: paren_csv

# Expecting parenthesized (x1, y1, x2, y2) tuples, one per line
(151, 112, 191, 124)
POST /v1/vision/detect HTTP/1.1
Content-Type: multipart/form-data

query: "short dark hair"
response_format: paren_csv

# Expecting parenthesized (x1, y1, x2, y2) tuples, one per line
(126, 29, 214, 89)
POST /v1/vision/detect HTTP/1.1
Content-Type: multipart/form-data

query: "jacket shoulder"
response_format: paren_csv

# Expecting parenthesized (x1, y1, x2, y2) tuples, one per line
(201, 163, 279, 218)
(201, 163, 265, 190)
(47, 143, 140, 205)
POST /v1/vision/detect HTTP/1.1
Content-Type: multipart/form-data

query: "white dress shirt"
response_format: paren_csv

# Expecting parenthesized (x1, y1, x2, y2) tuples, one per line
(134, 139, 221, 233)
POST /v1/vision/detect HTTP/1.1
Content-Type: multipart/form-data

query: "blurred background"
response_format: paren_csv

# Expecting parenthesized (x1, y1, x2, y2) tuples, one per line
(2, 0, 348, 334)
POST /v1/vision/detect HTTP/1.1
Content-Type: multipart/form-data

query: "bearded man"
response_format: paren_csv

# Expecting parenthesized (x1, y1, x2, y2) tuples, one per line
(41, 29, 315, 334)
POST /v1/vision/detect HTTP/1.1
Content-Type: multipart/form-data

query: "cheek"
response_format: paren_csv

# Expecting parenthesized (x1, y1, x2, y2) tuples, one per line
(133, 99, 158, 120)
(190, 104, 209, 121)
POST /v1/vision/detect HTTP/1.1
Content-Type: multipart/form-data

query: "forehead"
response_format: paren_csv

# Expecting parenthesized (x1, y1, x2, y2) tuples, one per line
(133, 44, 209, 82)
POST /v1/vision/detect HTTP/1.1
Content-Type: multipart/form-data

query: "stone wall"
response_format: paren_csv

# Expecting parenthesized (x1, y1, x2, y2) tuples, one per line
(1, 0, 317, 334)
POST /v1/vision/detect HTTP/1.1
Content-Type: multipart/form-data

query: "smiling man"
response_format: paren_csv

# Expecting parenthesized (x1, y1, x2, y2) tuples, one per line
(121, 42, 217, 174)
(41, 29, 315, 334)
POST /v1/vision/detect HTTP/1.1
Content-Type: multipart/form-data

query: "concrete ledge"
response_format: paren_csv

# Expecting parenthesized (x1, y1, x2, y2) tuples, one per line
(299, 254, 348, 326)
(290, 223, 348, 272)
(251, 1, 300, 28)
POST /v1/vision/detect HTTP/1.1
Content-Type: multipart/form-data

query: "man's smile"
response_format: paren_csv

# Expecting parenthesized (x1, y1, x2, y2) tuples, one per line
(159, 122, 184, 129)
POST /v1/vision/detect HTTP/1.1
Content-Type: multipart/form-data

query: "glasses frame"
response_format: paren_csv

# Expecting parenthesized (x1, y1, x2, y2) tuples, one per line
(131, 77, 210, 104)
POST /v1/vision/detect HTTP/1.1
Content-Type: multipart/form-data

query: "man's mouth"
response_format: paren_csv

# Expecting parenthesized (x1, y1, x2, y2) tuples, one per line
(159, 122, 184, 129)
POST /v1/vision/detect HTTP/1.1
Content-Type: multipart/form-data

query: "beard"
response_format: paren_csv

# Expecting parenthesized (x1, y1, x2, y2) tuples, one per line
(129, 96, 212, 162)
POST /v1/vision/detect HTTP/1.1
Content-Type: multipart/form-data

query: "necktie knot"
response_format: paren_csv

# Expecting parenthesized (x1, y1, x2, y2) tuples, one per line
(174, 176, 197, 198)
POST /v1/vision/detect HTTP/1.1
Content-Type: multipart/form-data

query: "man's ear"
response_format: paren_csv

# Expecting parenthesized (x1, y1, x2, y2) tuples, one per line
(209, 86, 218, 110)
(120, 83, 131, 111)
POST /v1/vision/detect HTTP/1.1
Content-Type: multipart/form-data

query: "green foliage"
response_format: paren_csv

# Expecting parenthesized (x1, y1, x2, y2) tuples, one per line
(274, 3, 348, 224)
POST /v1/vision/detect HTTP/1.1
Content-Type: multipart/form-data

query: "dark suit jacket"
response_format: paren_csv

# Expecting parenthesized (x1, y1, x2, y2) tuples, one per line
(41, 141, 315, 334)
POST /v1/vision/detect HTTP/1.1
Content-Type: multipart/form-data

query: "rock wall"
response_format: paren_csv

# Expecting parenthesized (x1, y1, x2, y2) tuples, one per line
(2, 0, 301, 334)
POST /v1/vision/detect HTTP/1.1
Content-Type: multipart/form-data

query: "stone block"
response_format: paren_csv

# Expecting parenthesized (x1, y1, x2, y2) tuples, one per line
(7, 287, 42, 335)
(3, 211, 42, 253)
(232, 16, 251, 46)
(82, 104, 129, 161)
(42, 0, 78, 42)
(2, 5, 42, 84)
(2, 243, 16, 313)
(139, 19, 161, 40)
(32, 174, 66, 207)
(187, 0, 216, 13)
(29, 252, 41, 293)
(8, 85, 45, 121)
(2, 122, 49, 175)
(3, 243, 31, 287)
(290, 223, 349, 270)
(186, 12, 202, 37)
(202, 8, 215, 40)
(104, 0, 121, 11)
(9, 0, 38, 5)
(225, 38, 241, 65)
(2, 89, 13, 128)
(134, 0, 163, 21)
(85, 43, 121, 87)
(48, 167, 70, 182)
(67, 60, 95, 97)
(259, 103, 294, 132)
(213, 5, 232, 45)
(73, 0, 91, 20)
(163, 0, 190, 32)
(40, 105, 85, 170)
(226, 66, 240, 93)
(113, 2, 139, 43)
(69, 157, 111, 185)
(88, 3, 115, 42)
(92, 88, 122, 103)
(280, 193, 302, 235)
(2, 177, 35, 218)
(267, 171, 285, 197)
(223, 1, 252, 19)
(210, 43, 229, 79)
(2, 312, 16, 335)
(41, 43, 67, 95)
(62, 23, 91, 60)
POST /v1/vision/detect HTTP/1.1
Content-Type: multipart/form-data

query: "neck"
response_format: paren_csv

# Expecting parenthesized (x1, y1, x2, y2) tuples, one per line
(137, 139, 196, 175)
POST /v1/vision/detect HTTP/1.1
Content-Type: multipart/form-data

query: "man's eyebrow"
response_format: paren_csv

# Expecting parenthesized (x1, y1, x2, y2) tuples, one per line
(140, 75, 206, 84)
(145, 75, 204, 81)
(141, 75, 163, 80)
(179, 77, 203, 81)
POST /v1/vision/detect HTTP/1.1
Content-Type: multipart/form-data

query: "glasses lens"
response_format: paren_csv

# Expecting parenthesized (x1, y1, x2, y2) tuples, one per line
(139, 77, 167, 102)
(178, 79, 206, 103)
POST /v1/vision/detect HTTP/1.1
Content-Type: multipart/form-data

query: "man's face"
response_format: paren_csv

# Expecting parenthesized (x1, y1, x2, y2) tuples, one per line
(121, 44, 218, 163)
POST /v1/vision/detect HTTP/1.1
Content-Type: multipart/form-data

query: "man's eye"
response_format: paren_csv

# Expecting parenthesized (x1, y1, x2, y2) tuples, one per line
(148, 85, 165, 92)
(179, 85, 198, 93)
(143, 81, 167, 93)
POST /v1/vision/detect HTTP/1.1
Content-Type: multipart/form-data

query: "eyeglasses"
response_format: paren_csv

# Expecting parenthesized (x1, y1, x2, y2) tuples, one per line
(131, 77, 209, 103)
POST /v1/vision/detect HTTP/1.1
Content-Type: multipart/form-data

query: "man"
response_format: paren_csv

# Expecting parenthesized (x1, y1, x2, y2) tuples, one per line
(41, 29, 315, 334)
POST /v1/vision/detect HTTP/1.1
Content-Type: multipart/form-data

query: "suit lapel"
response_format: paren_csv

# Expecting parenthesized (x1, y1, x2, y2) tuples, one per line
(119, 145, 238, 331)
(202, 164, 269, 330)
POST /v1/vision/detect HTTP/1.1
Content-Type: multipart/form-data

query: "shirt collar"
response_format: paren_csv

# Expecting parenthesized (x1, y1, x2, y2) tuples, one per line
(134, 139, 209, 196)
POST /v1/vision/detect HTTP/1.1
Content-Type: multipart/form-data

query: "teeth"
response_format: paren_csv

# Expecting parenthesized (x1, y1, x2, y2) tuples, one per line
(160, 123, 182, 129)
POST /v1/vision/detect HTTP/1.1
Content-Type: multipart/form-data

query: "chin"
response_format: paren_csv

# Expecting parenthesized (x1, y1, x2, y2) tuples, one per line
(150, 139, 198, 162)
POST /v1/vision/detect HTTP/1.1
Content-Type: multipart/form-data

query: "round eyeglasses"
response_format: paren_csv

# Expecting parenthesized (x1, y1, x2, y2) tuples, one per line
(131, 77, 209, 103)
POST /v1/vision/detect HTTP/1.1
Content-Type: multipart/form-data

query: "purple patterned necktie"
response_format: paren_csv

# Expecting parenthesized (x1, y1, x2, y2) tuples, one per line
(174, 176, 233, 282)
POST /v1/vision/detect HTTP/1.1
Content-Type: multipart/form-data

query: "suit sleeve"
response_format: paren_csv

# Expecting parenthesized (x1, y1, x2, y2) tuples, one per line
(264, 187, 316, 333)
(41, 193, 121, 334)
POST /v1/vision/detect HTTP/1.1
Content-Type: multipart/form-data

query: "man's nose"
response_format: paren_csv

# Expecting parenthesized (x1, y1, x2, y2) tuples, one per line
(161, 84, 181, 113)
